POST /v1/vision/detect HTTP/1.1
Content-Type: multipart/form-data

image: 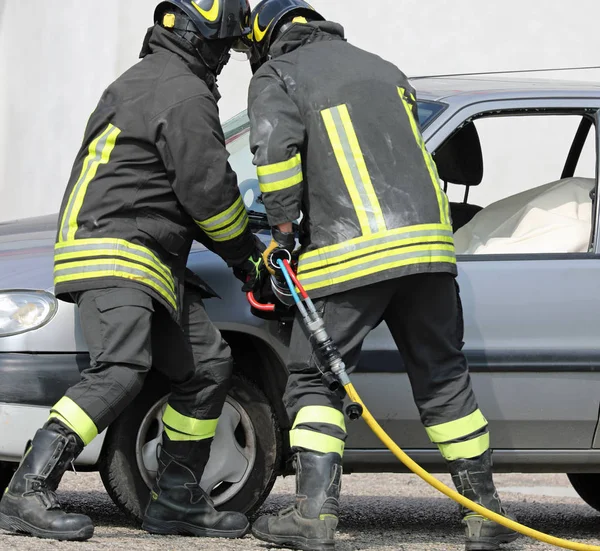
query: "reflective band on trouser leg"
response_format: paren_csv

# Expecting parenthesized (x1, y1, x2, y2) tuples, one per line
(162, 404, 219, 441)
(195, 196, 251, 243)
(397, 88, 450, 226)
(289, 429, 345, 457)
(257, 153, 303, 193)
(49, 397, 99, 446)
(438, 433, 490, 461)
(322, 104, 386, 236)
(59, 124, 121, 243)
(292, 405, 347, 433)
(425, 409, 488, 444)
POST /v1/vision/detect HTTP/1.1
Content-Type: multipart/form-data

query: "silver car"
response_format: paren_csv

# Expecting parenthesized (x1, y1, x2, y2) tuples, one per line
(2, 75, 600, 521)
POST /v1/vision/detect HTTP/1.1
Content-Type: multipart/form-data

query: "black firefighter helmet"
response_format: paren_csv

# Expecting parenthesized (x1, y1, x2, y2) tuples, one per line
(154, 0, 252, 75)
(249, 0, 324, 71)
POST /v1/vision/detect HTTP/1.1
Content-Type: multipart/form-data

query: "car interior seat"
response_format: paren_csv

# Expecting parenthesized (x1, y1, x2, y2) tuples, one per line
(432, 122, 484, 232)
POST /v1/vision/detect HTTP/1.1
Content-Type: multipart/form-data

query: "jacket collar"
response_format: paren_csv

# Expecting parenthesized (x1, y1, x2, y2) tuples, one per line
(269, 21, 345, 59)
(140, 25, 219, 99)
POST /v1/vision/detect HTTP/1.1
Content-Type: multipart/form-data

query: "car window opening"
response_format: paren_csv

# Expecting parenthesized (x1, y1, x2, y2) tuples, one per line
(433, 110, 598, 256)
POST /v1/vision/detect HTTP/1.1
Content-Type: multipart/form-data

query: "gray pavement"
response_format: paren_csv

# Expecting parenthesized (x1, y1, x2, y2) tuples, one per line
(0, 472, 599, 550)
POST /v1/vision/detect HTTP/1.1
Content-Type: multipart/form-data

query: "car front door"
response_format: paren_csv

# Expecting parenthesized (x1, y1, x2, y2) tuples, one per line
(346, 101, 600, 471)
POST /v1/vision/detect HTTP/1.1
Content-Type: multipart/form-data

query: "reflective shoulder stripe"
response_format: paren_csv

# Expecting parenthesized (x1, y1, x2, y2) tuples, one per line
(438, 433, 490, 461)
(289, 428, 345, 457)
(425, 409, 488, 444)
(59, 124, 121, 243)
(195, 196, 250, 242)
(257, 154, 303, 193)
(54, 259, 177, 310)
(162, 404, 218, 441)
(293, 406, 346, 432)
(397, 88, 450, 226)
(322, 105, 385, 236)
(54, 238, 173, 289)
(49, 397, 98, 446)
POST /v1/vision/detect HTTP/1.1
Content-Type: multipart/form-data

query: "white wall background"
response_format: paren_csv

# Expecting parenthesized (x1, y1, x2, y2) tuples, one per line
(1, 0, 599, 222)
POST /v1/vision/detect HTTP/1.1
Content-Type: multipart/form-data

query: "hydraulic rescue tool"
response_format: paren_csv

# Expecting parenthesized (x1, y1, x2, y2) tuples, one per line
(247, 255, 600, 551)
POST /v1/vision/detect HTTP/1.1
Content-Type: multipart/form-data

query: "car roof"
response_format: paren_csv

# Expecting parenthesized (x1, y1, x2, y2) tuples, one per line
(412, 75, 600, 105)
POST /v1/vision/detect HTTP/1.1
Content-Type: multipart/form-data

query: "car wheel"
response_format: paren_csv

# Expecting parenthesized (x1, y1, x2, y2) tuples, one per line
(99, 374, 281, 523)
(567, 473, 600, 512)
(0, 462, 16, 493)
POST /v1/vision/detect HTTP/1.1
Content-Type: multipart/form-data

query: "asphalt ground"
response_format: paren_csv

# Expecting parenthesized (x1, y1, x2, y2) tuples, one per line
(0, 472, 599, 550)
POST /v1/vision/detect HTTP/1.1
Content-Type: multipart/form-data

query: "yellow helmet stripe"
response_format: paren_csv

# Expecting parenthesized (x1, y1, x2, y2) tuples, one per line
(191, 0, 220, 22)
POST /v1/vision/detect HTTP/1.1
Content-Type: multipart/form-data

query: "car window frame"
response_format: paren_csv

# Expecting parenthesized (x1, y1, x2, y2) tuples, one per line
(423, 98, 600, 259)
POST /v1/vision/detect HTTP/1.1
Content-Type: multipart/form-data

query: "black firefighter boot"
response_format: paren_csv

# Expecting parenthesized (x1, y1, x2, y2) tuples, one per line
(0, 422, 94, 541)
(252, 451, 342, 551)
(142, 434, 249, 537)
(449, 449, 519, 551)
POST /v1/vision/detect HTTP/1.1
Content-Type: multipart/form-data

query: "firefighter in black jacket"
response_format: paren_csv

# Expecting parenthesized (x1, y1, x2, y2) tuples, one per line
(246, 2, 518, 551)
(0, 0, 265, 542)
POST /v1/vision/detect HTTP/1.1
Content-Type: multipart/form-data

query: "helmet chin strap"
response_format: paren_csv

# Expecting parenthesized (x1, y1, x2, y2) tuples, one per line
(165, 14, 232, 76)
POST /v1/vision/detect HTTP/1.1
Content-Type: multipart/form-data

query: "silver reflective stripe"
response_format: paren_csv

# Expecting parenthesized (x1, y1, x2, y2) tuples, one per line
(54, 261, 176, 305)
(54, 241, 173, 290)
(298, 246, 456, 287)
(210, 210, 249, 242)
(329, 106, 380, 235)
(299, 228, 454, 272)
(199, 197, 244, 231)
(60, 127, 115, 242)
(257, 163, 302, 185)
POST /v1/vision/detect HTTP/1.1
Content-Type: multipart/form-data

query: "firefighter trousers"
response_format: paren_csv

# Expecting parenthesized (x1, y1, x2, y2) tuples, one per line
(285, 272, 490, 462)
(48, 286, 233, 446)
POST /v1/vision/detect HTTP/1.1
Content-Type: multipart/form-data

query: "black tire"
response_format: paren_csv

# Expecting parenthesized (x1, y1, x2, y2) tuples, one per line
(567, 473, 600, 512)
(0, 462, 16, 493)
(99, 374, 281, 523)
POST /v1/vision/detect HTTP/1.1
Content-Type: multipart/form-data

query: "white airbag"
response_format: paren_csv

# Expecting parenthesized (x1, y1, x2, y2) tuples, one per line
(454, 177, 595, 254)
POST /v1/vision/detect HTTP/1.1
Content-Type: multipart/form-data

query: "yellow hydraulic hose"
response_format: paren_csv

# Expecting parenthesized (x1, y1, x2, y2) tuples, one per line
(344, 382, 600, 551)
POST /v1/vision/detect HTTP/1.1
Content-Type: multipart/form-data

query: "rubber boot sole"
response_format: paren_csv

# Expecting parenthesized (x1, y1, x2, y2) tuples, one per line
(252, 525, 335, 551)
(466, 530, 520, 551)
(0, 511, 94, 541)
(142, 517, 250, 538)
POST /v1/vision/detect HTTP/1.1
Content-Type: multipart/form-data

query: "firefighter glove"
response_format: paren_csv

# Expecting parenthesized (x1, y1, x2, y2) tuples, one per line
(234, 238, 268, 292)
(263, 227, 296, 275)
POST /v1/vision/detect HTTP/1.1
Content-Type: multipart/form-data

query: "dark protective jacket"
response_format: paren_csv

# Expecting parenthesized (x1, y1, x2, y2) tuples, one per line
(248, 21, 456, 299)
(54, 25, 255, 321)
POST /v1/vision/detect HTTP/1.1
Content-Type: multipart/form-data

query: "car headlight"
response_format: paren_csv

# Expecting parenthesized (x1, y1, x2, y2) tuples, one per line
(0, 291, 58, 337)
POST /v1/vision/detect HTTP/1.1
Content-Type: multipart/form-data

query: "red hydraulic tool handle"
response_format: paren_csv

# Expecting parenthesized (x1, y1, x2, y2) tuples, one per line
(246, 291, 275, 312)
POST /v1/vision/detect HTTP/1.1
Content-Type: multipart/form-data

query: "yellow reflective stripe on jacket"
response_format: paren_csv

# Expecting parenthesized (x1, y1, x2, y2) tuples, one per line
(59, 124, 121, 243)
(437, 433, 490, 461)
(425, 409, 488, 444)
(49, 397, 98, 446)
(195, 196, 250, 242)
(289, 428, 345, 457)
(322, 105, 386, 236)
(257, 153, 303, 193)
(298, 225, 454, 274)
(293, 406, 346, 432)
(162, 404, 218, 441)
(54, 259, 177, 309)
(298, 245, 456, 292)
(54, 238, 173, 290)
(300, 223, 453, 262)
(398, 88, 450, 226)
